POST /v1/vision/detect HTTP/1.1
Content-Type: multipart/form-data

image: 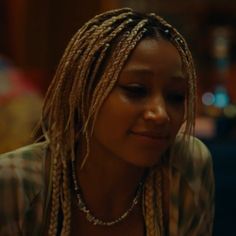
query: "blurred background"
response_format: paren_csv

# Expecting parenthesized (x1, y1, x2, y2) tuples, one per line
(0, 0, 235, 235)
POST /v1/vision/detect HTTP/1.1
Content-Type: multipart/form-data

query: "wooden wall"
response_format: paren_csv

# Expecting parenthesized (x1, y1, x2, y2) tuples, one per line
(1, 0, 236, 96)
(2, 0, 102, 92)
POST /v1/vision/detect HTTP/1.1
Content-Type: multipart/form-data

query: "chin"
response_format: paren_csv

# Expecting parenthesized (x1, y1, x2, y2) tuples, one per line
(125, 154, 163, 168)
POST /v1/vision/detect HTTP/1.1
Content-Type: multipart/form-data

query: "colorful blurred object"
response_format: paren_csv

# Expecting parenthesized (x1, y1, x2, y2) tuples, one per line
(0, 56, 42, 153)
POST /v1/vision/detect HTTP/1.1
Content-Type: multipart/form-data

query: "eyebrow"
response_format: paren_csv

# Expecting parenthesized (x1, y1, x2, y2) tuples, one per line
(122, 68, 186, 81)
(122, 68, 155, 76)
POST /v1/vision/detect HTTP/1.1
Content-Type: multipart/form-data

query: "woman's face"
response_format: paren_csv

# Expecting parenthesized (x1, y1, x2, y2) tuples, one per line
(90, 38, 187, 167)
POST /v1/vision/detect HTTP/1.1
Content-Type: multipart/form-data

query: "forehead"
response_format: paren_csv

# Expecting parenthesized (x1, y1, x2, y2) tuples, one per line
(120, 38, 185, 83)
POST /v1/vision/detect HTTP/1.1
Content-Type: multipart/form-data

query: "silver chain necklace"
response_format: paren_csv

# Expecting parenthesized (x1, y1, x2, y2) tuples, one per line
(71, 160, 144, 226)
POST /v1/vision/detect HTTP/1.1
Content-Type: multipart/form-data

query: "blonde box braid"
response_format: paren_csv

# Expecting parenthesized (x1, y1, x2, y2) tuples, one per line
(81, 21, 149, 167)
(151, 13, 197, 139)
(41, 8, 197, 236)
(144, 169, 158, 236)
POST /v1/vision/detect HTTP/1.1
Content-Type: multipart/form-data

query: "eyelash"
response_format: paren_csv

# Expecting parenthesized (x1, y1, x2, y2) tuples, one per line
(166, 93, 186, 104)
(119, 85, 186, 104)
(119, 85, 147, 99)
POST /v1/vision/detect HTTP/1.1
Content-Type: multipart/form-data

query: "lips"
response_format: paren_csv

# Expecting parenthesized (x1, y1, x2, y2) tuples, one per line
(129, 130, 169, 147)
(130, 130, 169, 139)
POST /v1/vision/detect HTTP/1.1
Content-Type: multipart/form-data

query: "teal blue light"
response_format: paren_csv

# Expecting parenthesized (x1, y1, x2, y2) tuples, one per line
(214, 86, 229, 108)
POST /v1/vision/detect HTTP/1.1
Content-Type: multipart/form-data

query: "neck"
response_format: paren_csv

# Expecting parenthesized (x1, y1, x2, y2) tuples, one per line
(74, 144, 147, 220)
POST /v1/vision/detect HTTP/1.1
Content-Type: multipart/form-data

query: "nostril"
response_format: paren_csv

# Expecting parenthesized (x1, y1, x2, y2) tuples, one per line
(143, 108, 170, 124)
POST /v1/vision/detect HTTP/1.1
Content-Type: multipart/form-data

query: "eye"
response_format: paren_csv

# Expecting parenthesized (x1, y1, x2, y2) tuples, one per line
(166, 92, 186, 105)
(119, 84, 147, 99)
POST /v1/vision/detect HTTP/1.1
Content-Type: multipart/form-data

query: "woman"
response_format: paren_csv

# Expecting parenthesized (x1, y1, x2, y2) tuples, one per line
(0, 8, 214, 236)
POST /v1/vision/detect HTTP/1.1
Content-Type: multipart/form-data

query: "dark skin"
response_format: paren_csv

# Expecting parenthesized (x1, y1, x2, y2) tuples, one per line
(71, 196, 146, 236)
(50, 37, 185, 235)
(71, 141, 146, 236)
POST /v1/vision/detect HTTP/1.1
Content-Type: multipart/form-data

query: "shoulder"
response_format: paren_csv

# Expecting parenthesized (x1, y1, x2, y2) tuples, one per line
(171, 135, 212, 174)
(0, 142, 48, 209)
(0, 142, 48, 235)
(0, 142, 47, 178)
(170, 135, 214, 194)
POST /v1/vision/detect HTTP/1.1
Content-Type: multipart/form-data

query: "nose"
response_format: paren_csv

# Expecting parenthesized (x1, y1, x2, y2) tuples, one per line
(143, 96, 170, 124)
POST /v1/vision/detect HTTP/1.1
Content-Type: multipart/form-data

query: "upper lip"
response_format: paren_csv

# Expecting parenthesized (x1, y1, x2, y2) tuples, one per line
(130, 130, 169, 139)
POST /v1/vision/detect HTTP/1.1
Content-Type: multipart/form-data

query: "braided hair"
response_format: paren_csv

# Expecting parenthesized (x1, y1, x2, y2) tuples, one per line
(41, 8, 197, 235)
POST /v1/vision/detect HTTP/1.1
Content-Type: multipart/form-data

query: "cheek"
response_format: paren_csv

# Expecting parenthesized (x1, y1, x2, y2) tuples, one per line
(169, 107, 185, 129)
(93, 94, 135, 136)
